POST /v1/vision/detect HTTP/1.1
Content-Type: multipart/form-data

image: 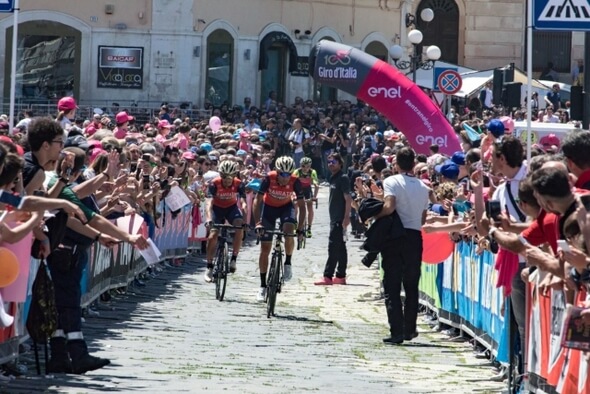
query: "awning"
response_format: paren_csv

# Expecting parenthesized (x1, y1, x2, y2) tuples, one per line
(258, 31, 298, 73)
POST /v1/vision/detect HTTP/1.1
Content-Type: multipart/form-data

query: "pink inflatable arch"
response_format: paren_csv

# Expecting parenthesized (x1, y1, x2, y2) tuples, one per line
(309, 40, 461, 156)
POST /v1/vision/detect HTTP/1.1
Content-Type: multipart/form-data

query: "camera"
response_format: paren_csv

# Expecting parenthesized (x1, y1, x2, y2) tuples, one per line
(142, 174, 150, 190)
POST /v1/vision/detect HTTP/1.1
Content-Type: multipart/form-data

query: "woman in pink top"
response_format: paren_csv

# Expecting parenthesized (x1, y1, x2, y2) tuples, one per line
(174, 123, 190, 150)
(238, 130, 251, 152)
(113, 111, 133, 139)
(155, 120, 178, 146)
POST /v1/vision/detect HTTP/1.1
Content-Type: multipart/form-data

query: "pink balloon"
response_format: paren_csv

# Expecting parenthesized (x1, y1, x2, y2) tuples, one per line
(209, 116, 221, 132)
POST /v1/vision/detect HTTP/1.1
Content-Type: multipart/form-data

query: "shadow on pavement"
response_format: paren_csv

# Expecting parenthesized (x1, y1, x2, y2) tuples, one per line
(0, 257, 205, 393)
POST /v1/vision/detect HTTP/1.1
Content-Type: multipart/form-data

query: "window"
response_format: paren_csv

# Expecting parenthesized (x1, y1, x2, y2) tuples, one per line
(532, 31, 571, 73)
(206, 30, 233, 106)
(365, 41, 388, 62)
(18, 35, 76, 99)
(417, 0, 459, 64)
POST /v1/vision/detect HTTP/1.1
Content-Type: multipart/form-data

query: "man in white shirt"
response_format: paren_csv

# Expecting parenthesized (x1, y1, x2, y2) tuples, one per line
(288, 118, 310, 168)
(482, 135, 528, 363)
(542, 107, 559, 123)
(372, 147, 429, 345)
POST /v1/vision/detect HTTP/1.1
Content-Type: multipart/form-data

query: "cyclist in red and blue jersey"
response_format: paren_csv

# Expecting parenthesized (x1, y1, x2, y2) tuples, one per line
(253, 156, 306, 302)
(204, 160, 247, 282)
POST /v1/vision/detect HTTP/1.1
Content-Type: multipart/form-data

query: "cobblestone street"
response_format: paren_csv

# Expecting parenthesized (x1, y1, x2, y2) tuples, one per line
(3, 187, 506, 393)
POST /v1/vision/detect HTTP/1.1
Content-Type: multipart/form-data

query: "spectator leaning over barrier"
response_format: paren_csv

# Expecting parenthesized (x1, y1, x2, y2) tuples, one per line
(23, 118, 70, 197)
(372, 147, 430, 345)
(561, 130, 590, 190)
(476, 135, 528, 366)
(527, 165, 588, 287)
(43, 147, 148, 375)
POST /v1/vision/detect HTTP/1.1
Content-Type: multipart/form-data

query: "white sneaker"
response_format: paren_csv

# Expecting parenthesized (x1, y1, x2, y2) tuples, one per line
(204, 268, 213, 283)
(256, 287, 267, 302)
(283, 265, 292, 281)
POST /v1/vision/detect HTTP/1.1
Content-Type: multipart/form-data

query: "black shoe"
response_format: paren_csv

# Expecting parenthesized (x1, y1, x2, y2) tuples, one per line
(70, 354, 110, 374)
(46, 358, 72, 374)
(404, 332, 419, 341)
(383, 335, 404, 345)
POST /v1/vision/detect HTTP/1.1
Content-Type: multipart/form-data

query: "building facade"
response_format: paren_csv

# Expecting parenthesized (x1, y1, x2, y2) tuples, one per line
(0, 0, 580, 110)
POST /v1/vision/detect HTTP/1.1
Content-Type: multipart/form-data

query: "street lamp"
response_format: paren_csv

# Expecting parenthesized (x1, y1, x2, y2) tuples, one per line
(389, 8, 441, 83)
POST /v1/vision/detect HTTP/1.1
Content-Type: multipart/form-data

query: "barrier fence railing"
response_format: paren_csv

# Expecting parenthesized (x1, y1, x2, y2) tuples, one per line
(0, 102, 212, 126)
(418, 240, 588, 394)
(0, 202, 208, 366)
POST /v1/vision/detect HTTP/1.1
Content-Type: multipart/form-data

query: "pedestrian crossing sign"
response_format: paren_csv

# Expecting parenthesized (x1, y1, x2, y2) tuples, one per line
(534, 0, 590, 30)
(0, 0, 14, 13)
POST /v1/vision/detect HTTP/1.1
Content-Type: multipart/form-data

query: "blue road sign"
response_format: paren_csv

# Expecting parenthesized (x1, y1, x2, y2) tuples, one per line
(0, 0, 13, 12)
(433, 67, 457, 92)
(533, 0, 590, 31)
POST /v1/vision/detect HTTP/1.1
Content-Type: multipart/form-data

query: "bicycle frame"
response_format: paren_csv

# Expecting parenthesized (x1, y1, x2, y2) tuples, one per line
(212, 224, 243, 301)
(258, 229, 296, 318)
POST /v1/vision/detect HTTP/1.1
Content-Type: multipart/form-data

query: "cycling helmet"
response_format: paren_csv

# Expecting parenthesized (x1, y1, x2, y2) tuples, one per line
(218, 160, 238, 176)
(275, 156, 295, 173)
(300, 157, 312, 166)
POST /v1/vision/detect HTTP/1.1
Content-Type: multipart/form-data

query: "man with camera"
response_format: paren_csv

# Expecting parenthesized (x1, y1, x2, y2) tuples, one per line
(288, 118, 310, 168)
(477, 135, 528, 362)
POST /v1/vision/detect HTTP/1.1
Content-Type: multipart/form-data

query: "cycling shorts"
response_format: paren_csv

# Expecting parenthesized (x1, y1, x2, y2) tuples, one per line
(212, 204, 243, 226)
(260, 202, 296, 242)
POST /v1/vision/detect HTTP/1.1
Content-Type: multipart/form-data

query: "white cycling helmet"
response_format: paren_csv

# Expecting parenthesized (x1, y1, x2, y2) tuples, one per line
(275, 156, 295, 173)
(218, 160, 238, 176)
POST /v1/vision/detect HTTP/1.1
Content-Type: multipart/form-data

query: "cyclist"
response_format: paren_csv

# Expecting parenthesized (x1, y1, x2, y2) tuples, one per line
(253, 156, 306, 301)
(204, 160, 247, 282)
(293, 156, 319, 237)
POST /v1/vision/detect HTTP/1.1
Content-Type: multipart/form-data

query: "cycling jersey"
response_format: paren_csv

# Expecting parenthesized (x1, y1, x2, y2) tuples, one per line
(208, 177, 246, 208)
(259, 171, 304, 207)
(293, 168, 318, 189)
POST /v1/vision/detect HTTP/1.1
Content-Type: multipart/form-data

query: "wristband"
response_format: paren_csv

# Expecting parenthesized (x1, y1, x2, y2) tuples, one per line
(102, 171, 111, 181)
(58, 177, 69, 184)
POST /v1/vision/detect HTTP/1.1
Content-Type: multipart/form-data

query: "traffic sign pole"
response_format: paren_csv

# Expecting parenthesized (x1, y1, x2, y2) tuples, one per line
(9, 0, 18, 133)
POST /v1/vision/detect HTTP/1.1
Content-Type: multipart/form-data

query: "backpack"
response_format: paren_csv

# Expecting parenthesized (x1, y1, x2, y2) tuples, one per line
(26, 261, 58, 343)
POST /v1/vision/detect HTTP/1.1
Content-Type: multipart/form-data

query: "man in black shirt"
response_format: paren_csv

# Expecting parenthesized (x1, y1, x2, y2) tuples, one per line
(314, 153, 352, 285)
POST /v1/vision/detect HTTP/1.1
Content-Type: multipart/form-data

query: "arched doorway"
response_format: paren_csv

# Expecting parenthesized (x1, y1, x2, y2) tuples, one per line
(206, 29, 234, 107)
(5, 20, 81, 101)
(259, 31, 297, 108)
(417, 0, 459, 64)
(365, 41, 388, 62)
(313, 36, 338, 104)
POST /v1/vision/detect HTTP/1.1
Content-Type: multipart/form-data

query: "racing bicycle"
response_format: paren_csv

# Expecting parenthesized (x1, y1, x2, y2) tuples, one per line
(211, 224, 243, 301)
(257, 228, 297, 318)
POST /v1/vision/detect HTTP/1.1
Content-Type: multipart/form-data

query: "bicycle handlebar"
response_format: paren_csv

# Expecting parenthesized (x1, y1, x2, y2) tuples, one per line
(255, 230, 299, 245)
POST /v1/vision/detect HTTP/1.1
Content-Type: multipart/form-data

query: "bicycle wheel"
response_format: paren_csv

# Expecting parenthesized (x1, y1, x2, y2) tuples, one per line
(266, 254, 280, 318)
(215, 243, 228, 301)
